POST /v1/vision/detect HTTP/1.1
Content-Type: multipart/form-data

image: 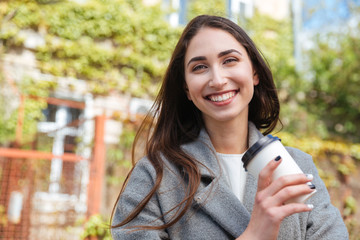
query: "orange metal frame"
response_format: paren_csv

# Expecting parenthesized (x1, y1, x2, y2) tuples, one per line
(87, 114, 106, 216)
(0, 148, 83, 162)
(28, 95, 85, 109)
(0, 94, 106, 218)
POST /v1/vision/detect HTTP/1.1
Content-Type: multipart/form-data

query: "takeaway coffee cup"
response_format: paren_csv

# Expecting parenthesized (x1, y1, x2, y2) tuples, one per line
(242, 135, 316, 203)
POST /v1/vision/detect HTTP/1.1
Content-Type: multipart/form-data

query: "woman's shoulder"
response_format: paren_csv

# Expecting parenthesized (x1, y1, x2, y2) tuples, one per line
(285, 146, 317, 173)
(285, 146, 311, 159)
(126, 156, 159, 185)
(131, 154, 181, 181)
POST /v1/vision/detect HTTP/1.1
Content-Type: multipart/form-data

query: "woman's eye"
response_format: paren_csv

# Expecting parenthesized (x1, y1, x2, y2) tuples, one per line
(192, 64, 207, 72)
(223, 58, 238, 64)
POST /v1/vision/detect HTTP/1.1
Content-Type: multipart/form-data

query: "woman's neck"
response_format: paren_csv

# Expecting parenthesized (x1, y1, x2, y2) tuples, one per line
(205, 118, 248, 154)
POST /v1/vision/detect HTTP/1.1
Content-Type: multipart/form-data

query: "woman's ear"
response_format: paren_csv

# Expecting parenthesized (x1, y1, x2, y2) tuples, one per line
(253, 72, 259, 86)
(184, 84, 192, 101)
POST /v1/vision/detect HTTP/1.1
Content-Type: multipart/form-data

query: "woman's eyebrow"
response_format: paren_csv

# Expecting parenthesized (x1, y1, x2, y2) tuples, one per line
(186, 49, 242, 67)
(218, 49, 242, 58)
(187, 56, 206, 67)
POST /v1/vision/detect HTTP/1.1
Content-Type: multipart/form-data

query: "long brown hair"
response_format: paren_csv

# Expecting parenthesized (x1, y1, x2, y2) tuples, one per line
(111, 14, 279, 230)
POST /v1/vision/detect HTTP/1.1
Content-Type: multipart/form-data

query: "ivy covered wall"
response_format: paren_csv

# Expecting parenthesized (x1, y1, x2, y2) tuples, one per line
(1, 0, 182, 97)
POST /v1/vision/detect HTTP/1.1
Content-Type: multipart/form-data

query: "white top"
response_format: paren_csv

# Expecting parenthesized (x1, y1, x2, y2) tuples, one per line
(217, 152, 247, 203)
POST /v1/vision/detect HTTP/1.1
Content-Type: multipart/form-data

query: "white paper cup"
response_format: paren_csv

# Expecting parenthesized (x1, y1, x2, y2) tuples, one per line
(242, 135, 316, 203)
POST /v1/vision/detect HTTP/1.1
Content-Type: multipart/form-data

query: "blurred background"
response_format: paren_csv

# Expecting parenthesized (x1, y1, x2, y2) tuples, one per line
(0, 0, 359, 239)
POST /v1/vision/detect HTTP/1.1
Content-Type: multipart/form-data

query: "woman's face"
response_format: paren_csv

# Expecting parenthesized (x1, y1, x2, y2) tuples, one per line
(184, 27, 259, 127)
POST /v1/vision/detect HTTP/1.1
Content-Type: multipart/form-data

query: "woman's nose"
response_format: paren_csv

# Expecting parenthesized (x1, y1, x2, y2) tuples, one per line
(209, 67, 227, 89)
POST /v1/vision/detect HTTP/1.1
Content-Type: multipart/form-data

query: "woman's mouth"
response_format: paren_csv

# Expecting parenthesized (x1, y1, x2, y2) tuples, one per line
(206, 90, 238, 102)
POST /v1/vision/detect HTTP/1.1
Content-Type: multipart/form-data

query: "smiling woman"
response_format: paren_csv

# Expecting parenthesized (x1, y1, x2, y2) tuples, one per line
(110, 15, 349, 240)
(184, 28, 259, 135)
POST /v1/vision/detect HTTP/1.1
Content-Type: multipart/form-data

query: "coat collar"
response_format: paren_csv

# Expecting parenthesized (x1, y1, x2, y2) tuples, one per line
(189, 121, 263, 177)
(182, 122, 263, 238)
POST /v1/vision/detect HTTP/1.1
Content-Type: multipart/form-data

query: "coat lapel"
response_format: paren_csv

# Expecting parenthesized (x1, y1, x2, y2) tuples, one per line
(194, 175, 251, 238)
(182, 122, 264, 238)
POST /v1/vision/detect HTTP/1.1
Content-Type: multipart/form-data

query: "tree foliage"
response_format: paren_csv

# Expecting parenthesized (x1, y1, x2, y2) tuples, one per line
(0, 76, 50, 146)
(0, 0, 182, 97)
(187, 0, 226, 20)
(305, 26, 360, 142)
(0, 0, 181, 145)
(243, 12, 314, 135)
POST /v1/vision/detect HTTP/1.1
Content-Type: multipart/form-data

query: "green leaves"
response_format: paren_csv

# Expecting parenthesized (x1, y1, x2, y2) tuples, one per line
(1, 0, 181, 97)
(80, 214, 111, 240)
(0, 77, 50, 146)
(187, 0, 226, 20)
(306, 24, 360, 141)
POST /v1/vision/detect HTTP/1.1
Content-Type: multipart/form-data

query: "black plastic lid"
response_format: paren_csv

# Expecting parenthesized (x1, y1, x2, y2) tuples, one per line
(242, 135, 280, 168)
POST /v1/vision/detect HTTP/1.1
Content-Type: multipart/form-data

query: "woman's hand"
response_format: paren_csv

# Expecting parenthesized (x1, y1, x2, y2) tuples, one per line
(237, 156, 316, 240)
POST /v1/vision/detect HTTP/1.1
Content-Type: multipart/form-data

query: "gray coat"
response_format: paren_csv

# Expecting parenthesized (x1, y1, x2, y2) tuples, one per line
(112, 123, 349, 239)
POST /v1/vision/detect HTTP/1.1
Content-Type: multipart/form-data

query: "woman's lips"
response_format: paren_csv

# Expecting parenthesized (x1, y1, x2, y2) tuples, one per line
(206, 90, 239, 102)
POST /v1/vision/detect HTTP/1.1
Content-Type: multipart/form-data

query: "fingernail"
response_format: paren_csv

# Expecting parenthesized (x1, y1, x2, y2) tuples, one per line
(307, 204, 314, 209)
(307, 182, 316, 189)
(275, 155, 281, 161)
(305, 174, 313, 180)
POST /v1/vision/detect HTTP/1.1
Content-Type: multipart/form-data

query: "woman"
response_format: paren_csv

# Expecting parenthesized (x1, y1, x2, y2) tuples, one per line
(111, 15, 348, 239)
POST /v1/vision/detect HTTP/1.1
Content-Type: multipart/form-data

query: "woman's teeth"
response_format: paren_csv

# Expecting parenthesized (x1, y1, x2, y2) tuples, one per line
(208, 91, 236, 102)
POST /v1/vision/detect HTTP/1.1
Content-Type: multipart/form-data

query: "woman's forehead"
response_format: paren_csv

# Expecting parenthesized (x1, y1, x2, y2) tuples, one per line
(184, 28, 247, 60)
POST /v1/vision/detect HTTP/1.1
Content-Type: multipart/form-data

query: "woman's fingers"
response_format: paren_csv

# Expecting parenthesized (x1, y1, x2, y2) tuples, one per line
(273, 202, 314, 221)
(264, 173, 314, 200)
(257, 155, 282, 191)
(272, 183, 316, 206)
(246, 156, 316, 240)
(257, 156, 316, 204)
(246, 156, 316, 239)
